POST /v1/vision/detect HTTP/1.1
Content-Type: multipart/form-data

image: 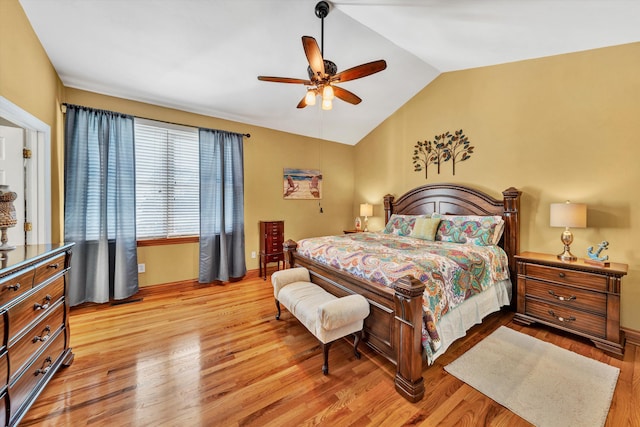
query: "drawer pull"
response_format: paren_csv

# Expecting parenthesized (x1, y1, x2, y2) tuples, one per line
(47, 263, 60, 269)
(33, 325, 52, 343)
(34, 294, 52, 311)
(548, 290, 576, 302)
(558, 272, 566, 278)
(35, 356, 53, 376)
(548, 310, 576, 323)
(6, 283, 21, 291)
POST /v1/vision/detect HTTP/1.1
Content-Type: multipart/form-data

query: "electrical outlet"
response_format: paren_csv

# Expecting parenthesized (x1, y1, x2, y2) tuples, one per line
(251, 251, 256, 259)
(138, 263, 145, 273)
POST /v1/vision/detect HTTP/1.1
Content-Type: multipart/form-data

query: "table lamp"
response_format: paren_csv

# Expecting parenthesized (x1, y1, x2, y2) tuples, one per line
(0, 185, 18, 251)
(360, 203, 373, 232)
(550, 201, 587, 261)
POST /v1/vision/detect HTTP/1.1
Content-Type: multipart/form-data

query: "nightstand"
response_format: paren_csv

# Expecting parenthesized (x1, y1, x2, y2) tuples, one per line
(343, 229, 363, 234)
(514, 251, 628, 356)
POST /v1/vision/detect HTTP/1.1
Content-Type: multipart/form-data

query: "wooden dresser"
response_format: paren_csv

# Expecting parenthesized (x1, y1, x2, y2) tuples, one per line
(0, 243, 74, 426)
(259, 221, 284, 280)
(514, 251, 628, 356)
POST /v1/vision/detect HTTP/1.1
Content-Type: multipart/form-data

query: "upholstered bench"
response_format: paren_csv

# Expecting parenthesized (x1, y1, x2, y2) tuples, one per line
(271, 267, 370, 375)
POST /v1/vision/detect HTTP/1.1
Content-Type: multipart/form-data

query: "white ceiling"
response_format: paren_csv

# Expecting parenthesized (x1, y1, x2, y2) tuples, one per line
(18, 0, 640, 145)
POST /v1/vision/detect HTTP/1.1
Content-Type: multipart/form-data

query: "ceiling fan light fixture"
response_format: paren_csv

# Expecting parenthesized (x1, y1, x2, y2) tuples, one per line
(257, 1, 386, 110)
(305, 89, 317, 106)
(322, 84, 334, 101)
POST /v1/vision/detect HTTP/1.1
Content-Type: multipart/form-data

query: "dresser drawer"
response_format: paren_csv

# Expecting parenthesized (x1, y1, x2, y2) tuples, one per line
(0, 390, 6, 427)
(525, 264, 608, 292)
(9, 329, 65, 419)
(264, 253, 283, 263)
(34, 252, 66, 285)
(0, 350, 7, 389)
(7, 276, 65, 343)
(0, 268, 34, 306)
(265, 222, 283, 232)
(524, 279, 606, 316)
(9, 301, 64, 382)
(525, 298, 606, 338)
(0, 311, 5, 349)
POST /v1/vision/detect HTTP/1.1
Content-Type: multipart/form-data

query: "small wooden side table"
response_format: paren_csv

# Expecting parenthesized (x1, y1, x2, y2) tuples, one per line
(343, 229, 363, 234)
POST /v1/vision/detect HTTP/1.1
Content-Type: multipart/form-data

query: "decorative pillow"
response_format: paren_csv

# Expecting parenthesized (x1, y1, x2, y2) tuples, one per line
(383, 214, 423, 236)
(435, 215, 504, 246)
(410, 216, 441, 241)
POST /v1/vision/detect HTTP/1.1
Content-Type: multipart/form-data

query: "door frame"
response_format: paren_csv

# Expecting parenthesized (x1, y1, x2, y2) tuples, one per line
(0, 96, 51, 244)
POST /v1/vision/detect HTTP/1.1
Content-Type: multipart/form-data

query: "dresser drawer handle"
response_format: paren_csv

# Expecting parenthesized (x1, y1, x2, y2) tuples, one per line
(47, 263, 60, 269)
(558, 272, 566, 278)
(35, 356, 53, 376)
(548, 310, 576, 323)
(34, 295, 52, 311)
(548, 290, 576, 302)
(33, 325, 52, 343)
(6, 283, 21, 291)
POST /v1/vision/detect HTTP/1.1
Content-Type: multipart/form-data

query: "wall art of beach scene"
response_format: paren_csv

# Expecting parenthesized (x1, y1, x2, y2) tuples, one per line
(283, 168, 322, 199)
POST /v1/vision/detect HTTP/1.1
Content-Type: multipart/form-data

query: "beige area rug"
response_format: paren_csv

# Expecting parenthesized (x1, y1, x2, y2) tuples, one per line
(444, 326, 619, 427)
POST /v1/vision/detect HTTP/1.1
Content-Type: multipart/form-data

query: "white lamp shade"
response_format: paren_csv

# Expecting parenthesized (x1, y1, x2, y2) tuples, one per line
(550, 202, 587, 228)
(305, 89, 316, 106)
(360, 203, 373, 217)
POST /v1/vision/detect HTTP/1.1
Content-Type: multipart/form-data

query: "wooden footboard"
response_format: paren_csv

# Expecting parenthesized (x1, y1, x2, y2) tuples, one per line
(284, 240, 427, 402)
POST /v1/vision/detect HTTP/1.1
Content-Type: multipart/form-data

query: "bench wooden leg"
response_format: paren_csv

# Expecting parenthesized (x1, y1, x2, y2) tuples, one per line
(321, 342, 332, 375)
(354, 330, 362, 359)
(275, 300, 281, 320)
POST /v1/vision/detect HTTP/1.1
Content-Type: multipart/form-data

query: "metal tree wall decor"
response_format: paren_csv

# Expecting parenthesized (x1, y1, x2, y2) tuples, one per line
(412, 129, 474, 179)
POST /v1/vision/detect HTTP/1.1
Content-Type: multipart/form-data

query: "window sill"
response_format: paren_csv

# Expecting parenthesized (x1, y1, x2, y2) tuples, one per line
(137, 236, 199, 247)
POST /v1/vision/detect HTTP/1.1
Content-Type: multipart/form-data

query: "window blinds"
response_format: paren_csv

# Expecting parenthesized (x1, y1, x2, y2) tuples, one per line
(134, 118, 199, 239)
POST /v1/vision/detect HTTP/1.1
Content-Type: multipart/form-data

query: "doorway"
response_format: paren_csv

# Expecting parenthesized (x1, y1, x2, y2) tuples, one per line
(0, 96, 52, 245)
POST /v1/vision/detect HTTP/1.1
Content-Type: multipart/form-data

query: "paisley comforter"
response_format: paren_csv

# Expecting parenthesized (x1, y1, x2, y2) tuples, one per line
(296, 232, 510, 356)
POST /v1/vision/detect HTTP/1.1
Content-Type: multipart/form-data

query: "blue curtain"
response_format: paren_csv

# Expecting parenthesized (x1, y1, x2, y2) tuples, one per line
(64, 105, 138, 305)
(199, 129, 246, 282)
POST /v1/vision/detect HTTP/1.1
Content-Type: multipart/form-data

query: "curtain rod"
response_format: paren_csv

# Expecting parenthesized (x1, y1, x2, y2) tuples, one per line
(61, 103, 250, 138)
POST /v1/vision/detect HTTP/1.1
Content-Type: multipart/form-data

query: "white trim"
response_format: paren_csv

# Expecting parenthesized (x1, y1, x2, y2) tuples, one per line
(0, 96, 52, 244)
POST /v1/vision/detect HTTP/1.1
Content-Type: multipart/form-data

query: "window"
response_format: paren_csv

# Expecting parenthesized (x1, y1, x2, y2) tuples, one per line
(134, 118, 199, 239)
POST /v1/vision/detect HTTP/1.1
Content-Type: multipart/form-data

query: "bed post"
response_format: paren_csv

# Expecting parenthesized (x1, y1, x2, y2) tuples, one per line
(502, 187, 521, 309)
(393, 275, 426, 402)
(383, 194, 395, 224)
(283, 239, 298, 269)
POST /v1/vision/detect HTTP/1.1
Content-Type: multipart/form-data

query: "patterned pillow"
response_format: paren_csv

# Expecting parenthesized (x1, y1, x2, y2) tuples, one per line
(383, 214, 424, 236)
(410, 216, 441, 241)
(435, 215, 504, 246)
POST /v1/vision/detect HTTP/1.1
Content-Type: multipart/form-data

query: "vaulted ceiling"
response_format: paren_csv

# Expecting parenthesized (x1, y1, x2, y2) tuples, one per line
(19, 0, 640, 145)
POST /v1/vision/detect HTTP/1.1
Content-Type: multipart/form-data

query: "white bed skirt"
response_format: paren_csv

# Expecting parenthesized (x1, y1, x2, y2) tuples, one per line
(428, 278, 512, 364)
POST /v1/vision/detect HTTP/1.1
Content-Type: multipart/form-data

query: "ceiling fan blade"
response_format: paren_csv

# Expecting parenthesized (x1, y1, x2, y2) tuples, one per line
(302, 36, 325, 78)
(296, 96, 308, 109)
(258, 76, 313, 85)
(332, 60, 387, 83)
(333, 86, 362, 105)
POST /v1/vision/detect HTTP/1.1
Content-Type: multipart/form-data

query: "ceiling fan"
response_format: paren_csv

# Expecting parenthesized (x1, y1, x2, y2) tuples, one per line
(257, 1, 387, 110)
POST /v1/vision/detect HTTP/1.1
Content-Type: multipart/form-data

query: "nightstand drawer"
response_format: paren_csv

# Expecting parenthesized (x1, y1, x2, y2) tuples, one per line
(525, 279, 606, 315)
(525, 299, 606, 338)
(525, 264, 608, 292)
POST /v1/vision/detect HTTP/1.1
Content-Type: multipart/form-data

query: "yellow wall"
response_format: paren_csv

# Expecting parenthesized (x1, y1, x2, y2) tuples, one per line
(355, 43, 640, 329)
(64, 89, 355, 286)
(5, 0, 640, 330)
(0, 0, 66, 243)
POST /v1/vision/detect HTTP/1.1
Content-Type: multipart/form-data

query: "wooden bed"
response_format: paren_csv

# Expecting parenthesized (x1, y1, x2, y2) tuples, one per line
(283, 183, 521, 402)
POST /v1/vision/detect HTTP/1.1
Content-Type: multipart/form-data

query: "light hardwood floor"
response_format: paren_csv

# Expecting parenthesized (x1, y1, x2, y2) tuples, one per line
(20, 273, 640, 426)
